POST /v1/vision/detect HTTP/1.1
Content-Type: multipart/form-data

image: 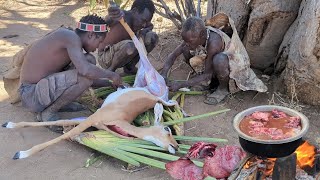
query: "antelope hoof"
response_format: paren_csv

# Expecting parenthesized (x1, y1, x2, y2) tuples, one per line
(2, 122, 15, 128)
(12, 150, 29, 159)
(2, 122, 8, 128)
(13, 152, 21, 160)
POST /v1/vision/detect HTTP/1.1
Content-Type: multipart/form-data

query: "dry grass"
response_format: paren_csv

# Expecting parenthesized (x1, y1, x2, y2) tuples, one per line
(268, 69, 304, 111)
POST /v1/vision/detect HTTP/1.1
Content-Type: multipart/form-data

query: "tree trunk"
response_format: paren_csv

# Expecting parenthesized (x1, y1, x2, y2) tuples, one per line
(206, 0, 250, 39)
(243, 0, 301, 70)
(206, 0, 320, 105)
(275, 0, 320, 105)
(207, 0, 301, 70)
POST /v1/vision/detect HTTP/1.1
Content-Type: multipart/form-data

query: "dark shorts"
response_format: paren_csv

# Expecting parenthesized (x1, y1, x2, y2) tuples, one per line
(19, 70, 78, 112)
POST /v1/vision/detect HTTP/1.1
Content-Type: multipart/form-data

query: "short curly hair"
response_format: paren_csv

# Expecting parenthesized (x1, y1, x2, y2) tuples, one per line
(75, 14, 107, 37)
(131, 0, 155, 14)
(182, 17, 205, 35)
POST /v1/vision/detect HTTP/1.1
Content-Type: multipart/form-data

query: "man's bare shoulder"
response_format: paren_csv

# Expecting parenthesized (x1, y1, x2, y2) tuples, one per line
(49, 28, 81, 45)
(208, 31, 224, 51)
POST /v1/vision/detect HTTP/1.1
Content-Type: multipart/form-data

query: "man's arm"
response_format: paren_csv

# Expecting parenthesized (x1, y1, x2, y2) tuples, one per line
(66, 37, 122, 86)
(161, 43, 185, 78)
(141, 22, 154, 32)
(176, 33, 224, 88)
(92, 79, 113, 88)
(106, 4, 125, 27)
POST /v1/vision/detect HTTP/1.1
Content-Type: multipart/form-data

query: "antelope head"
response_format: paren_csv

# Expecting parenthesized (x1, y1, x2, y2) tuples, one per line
(141, 102, 178, 154)
(142, 124, 179, 154)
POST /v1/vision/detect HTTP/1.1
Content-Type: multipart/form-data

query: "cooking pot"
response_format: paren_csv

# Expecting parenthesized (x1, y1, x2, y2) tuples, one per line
(233, 105, 309, 158)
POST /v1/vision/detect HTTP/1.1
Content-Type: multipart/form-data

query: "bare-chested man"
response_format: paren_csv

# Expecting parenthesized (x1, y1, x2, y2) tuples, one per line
(98, 0, 158, 74)
(161, 16, 267, 105)
(18, 14, 122, 124)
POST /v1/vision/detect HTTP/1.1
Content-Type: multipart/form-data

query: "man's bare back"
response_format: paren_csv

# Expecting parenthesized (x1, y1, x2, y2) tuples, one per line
(20, 28, 79, 84)
(6, 14, 125, 126)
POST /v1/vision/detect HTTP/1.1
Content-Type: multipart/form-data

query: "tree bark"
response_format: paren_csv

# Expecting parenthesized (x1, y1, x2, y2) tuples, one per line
(207, 0, 301, 70)
(206, 0, 320, 105)
(207, 0, 250, 39)
(243, 0, 301, 70)
(275, 0, 320, 105)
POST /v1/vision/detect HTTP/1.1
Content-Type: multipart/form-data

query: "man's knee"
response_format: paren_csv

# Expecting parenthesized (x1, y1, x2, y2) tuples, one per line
(212, 53, 229, 67)
(144, 31, 158, 46)
(85, 53, 96, 65)
(212, 53, 230, 76)
(124, 42, 137, 56)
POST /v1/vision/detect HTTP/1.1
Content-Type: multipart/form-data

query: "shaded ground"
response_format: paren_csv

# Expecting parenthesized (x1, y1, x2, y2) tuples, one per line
(0, 1, 319, 180)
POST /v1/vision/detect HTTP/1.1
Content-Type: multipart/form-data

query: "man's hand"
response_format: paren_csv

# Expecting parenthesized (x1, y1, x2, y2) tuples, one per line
(109, 72, 123, 88)
(137, 28, 150, 38)
(167, 81, 183, 92)
(108, 3, 124, 22)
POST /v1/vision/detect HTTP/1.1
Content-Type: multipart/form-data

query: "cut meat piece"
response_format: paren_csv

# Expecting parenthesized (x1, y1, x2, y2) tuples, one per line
(187, 142, 217, 159)
(166, 144, 246, 180)
(202, 145, 246, 179)
(272, 109, 287, 118)
(165, 157, 204, 180)
(284, 116, 301, 128)
(249, 120, 265, 128)
(251, 111, 270, 121)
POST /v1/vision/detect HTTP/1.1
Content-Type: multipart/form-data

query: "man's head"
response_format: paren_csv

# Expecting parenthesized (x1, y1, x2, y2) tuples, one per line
(130, 0, 155, 31)
(181, 17, 207, 50)
(75, 14, 107, 53)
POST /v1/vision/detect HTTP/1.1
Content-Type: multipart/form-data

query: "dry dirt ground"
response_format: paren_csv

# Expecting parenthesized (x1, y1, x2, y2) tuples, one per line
(0, 1, 319, 180)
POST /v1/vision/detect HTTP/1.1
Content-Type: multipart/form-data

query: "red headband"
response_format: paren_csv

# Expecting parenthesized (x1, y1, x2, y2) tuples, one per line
(77, 22, 108, 32)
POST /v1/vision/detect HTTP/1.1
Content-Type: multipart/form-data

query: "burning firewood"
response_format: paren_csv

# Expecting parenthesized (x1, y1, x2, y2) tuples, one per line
(229, 141, 318, 180)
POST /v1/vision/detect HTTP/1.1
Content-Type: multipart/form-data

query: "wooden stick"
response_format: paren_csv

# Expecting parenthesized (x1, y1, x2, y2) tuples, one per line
(206, 0, 213, 19)
(272, 153, 297, 180)
(155, 8, 169, 19)
(157, 0, 181, 29)
(174, 0, 185, 21)
(191, 0, 197, 16)
(109, 0, 136, 38)
(119, 18, 135, 38)
(185, 0, 196, 16)
(153, 2, 164, 8)
(180, 0, 188, 18)
(197, 0, 201, 18)
(172, 11, 183, 22)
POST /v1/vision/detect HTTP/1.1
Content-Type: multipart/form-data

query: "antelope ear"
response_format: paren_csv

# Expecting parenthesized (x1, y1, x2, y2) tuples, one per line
(153, 103, 164, 126)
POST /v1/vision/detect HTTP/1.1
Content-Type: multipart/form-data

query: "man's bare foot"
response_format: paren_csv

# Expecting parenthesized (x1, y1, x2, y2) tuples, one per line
(204, 88, 229, 105)
(59, 102, 86, 112)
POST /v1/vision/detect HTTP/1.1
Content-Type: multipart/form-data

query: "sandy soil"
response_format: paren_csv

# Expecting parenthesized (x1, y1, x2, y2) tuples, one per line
(0, 1, 319, 180)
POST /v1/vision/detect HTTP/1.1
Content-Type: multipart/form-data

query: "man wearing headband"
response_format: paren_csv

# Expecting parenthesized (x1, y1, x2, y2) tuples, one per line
(4, 14, 122, 131)
(97, 0, 157, 74)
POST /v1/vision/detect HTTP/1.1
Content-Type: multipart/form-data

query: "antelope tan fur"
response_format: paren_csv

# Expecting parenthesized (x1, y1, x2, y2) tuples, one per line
(2, 87, 179, 159)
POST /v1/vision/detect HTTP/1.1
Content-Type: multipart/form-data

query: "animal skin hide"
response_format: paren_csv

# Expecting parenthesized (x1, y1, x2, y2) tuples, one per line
(131, 36, 169, 101)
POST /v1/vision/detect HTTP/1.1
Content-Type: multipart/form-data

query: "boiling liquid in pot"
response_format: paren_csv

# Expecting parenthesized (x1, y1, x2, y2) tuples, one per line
(239, 110, 301, 140)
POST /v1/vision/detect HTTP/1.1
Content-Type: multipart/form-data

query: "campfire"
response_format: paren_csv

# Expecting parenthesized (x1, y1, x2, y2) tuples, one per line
(296, 141, 316, 169)
(231, 141, 319, 180)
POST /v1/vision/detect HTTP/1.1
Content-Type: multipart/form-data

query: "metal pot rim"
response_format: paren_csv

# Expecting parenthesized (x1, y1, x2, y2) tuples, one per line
(233, 105, 309, 144)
